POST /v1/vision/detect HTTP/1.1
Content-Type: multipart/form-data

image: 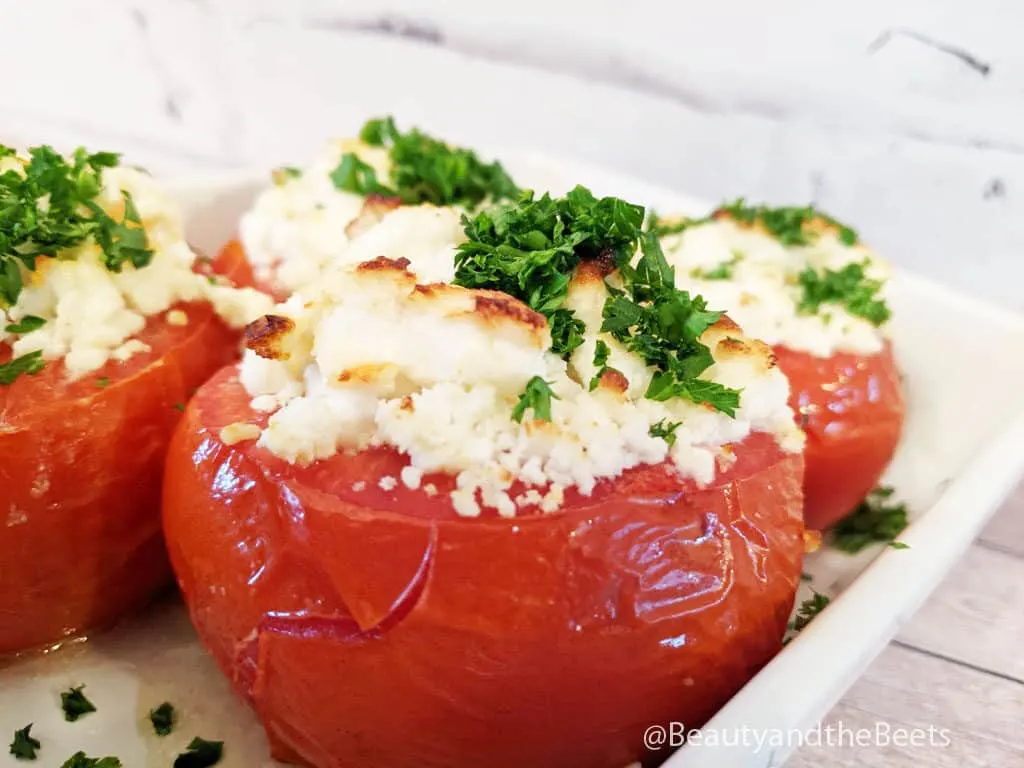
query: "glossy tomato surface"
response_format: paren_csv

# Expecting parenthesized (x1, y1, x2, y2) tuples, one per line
(774, 341, 904, 531)
(164, 366, 806, 768)
(0, 259, 251, 654)
(216, 239, 281, 300)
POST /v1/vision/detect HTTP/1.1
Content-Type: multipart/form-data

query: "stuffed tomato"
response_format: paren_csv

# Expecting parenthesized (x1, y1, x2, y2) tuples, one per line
(165, 188, 806, 768)
(0, 146, 271, 654)
(218, 117, 518, 301)
(657, 203, 905, 531)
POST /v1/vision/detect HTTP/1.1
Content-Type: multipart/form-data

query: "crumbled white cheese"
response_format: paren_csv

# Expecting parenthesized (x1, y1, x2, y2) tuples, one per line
(378, 475, 398, 491)
(239, 259, 803, 517)
(2, 159, 274, 379)
(220, 422, 262, 446)
(238, 139, 466, 295)
(660, 219, 890, 357)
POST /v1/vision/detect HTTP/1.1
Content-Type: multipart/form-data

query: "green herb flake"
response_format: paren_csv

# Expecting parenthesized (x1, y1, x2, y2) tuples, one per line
(60, 685, 97, 722)
(831, 486, 909, 554)
(799, 572, 813, 582)
(173, 737, 224, 768)
(549, 307, 585, 360)
(649, 418, 682, 446)
(0, 144, 153, 308)
(454, 185, 644, 358)
(59, 752, 121, 768)
(4, 315, 45, 334)
(148, 702, 175, 737)
(9, 724, 40, 760)
(646, 211, 700, 237)
(511, 376, 559, 423)
(717, 199, 859, 248)
(0, 351, 45, 386)
(786, 591, 830, 641)
(691, 250, 744, 281)
(604, 233, 741, 416)
(173, 402, 185, 412)
(95, 377, 111, 388)
(797, 261, 891, 326)
(332, 116, 519, 207)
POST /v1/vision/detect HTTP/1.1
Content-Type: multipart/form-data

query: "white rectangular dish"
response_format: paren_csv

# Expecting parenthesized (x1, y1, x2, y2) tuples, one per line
(2, 153, 1024, 768)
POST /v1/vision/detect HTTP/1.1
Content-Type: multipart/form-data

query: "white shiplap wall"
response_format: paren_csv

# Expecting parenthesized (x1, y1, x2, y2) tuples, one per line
(0, 0, 1020, 309)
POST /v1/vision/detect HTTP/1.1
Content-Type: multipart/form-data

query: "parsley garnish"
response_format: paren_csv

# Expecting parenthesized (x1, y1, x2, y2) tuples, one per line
(798, 262, 891, 326)
(95, 377, 110, 388)
(60, 685, 96, 722)
(0, 351, 45, 385)
(59, 753, 121, 768)
(646, 211, 698, 238)
(717, 199, 858, 247)
(331, 116, 519, 207)
(549, 307, 585, 360)
(831, 486, 909, 553)
(691, 250, 744, 281)
(603, 233, 741, 415)
(9, 724, 40, 760)
(173, 402, 185, 412)
(173, 737, 223, 768)
(4, 315, 45, 333)
(149, 702, 175, 736)
(786, 591, 830, 641)
(649, 418, 682, 446)
(511, 376, 558, 423)
(455, 185, 645, 359)
(588, 339, 613, 390)
(0, 145, 153, 309)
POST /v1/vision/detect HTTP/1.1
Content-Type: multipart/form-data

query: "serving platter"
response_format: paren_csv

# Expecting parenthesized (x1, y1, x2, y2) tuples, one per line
(3, 152, 1024, 768)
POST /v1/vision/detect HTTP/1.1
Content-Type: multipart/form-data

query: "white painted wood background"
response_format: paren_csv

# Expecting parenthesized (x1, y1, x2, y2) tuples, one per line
(2, 1, 1022, 765)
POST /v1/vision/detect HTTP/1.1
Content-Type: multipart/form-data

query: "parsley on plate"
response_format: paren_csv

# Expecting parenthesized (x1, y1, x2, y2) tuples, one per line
(831, 486, 910, 553)
(173, 736, 223, 768)
(9, 724, 40, 760)
(60, 685, 96, 722)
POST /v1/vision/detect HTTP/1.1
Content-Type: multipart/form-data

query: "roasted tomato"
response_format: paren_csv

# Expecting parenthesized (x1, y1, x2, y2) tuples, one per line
(163, 366, 805, 768)
(774, 342, 904, 531)
(0, 301, 242, 655)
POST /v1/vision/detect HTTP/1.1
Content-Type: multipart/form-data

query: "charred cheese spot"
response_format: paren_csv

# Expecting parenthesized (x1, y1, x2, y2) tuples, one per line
(356, 255, 413, 274)
(244, 314, 296, 360)
(595, 367, 629, 394)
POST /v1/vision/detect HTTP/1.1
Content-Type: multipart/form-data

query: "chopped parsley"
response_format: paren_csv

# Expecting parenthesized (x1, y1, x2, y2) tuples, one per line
(603, 233, 741, 415)
(148, 702, 176, 736)
(786, 591, 830, 640)
(9, 724, 40, 760)
(331, 115, 520, 207)
(797, 261, 891, 326)
(60, 753, 121, 768)
(60, 685, 96, 722)
(95, 377, 111, 388)
(173, 402, 185, 412)
(454, 185, 645, 359)
(173, 737, 223, 768)
(511, 376, 558, 423)
(588, 339, 620, 391)
(4, 315, 45, 333)
(831, 486, 909, 553)
(717, 199, 858, 247)
(0, 351, 45, 385)
(0, 145, 154, 309)
(649, 418, 682, 446)
(549, 307, 585, 360)
(691, 250, 744, 281)
(646, 211, 699, 238)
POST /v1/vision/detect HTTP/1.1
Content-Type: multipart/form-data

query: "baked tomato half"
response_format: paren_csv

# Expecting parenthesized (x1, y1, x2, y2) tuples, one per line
(0, 301, 240, 655)
(164, 366, 805, 768)
(774, 342, 904, 531)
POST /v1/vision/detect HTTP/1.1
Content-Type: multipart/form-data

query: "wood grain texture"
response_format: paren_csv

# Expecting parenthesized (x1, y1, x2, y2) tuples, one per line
(789, 643, 1024, 767)
(977, 479, 1024, 557)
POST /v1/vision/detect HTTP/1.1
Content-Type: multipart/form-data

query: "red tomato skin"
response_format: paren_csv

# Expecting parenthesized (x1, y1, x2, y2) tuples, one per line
(215, 239, 284, 300)
(164, 367, 806, 768)
(0, 303, 239, 655)
(774, 342, 904, 531)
